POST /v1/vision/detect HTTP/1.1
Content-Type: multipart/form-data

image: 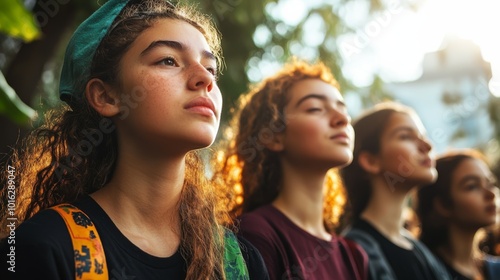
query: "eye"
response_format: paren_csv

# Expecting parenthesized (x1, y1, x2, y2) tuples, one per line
(306, 107, 323, 113)
(157, 57, 177, 66)
(205, 66, 218, 78)
(398, 133, 414, 140)
(465, 184, 480, 191)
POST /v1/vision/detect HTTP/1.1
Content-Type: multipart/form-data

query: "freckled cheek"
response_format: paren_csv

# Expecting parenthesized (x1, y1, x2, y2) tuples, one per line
(141, 72, 168, 93)
(135, 90, 177, 119)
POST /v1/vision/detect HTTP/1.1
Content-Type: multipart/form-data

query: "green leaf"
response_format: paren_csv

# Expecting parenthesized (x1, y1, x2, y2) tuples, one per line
(0, 0, 41, 42)
(0, 71, 36, 125)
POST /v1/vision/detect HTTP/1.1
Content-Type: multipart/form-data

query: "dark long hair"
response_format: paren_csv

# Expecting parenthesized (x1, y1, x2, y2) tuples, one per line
(340, 102, 416, 224)
(0, 1, 226, 279)
(417, 149, 489, 251)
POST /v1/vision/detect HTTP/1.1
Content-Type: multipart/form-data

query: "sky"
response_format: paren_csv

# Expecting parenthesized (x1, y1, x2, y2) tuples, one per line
(253, 0, 500, 94)
(337, 0, 500, 93)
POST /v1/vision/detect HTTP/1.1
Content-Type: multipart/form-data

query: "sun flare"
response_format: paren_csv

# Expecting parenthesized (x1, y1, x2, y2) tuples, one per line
(417, 0, 500, 94)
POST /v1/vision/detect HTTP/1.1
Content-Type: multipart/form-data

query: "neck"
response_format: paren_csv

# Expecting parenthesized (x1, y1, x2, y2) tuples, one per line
(361, 176, 413, 241)
(272, 160, 331, 240)
(438, 224, 481, 265)
(91, 144, 186, 232)
(437, 225, 484, 279)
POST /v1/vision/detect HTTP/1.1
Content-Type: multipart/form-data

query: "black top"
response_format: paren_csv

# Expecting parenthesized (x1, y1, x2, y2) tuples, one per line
(439, 259, 473, 280)
(439, 255, 500, 280)
(351, 219, 438, 280)
(0, 196, 269, 279)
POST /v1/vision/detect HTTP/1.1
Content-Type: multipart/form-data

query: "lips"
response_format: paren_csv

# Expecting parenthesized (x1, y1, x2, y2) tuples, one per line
(486, 204, 497, 214)
(421, 157, 433, 167)
(330, 132, 350, 143)
(184, 96, 216, 117)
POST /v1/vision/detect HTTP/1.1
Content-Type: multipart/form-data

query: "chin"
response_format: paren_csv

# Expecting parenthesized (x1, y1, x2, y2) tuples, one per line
(191, 138, 216, 149)
(415, 168, 437, 185)
(332, 155, 354, 169)
(187, 128, 218, 148)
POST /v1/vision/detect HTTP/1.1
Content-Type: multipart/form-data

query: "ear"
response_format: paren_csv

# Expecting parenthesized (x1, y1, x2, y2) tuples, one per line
(85, 78, 121, 117)
(433, 197, 452, 218)
(264, 133, 285, 152)
(358, 151, 381, 174)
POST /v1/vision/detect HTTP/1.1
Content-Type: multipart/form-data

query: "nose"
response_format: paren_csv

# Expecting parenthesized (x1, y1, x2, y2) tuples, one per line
(187, 63, 214, 92)
(485, 185, 497, 200)
(330, 108, 351, 127)
(418, 137, 432, 153)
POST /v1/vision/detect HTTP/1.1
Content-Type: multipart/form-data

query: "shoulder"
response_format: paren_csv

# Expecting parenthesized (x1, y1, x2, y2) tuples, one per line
(239, 205, 275, 224)
(337, 235, 368, 260)
(484, 255, 500, 280)
(343, 226, 396, 280)
(408, 237, 452, 280)
(237, 205, 293, 254)
(0, 208, 73, 278)
(10, 208, 70, 247)
(485, 255, 500, 264)
(343, 226, 380, 254)
(238, 206, 280, 240)
(237, 236, 270, 280)
(335, 236, 369, 280)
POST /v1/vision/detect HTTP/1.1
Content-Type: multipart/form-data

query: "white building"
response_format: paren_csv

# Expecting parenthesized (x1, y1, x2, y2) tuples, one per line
(366, 37, 494, 154)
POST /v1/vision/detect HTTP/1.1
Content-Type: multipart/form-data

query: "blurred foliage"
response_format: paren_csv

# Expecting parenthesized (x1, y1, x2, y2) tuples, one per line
(0, 0, 40, 125)
(0, 70, 36, 125)
(0, 0, 40, 42)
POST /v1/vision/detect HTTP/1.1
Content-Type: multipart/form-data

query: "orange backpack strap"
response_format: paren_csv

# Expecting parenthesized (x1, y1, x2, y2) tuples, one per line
(51, 204, 108, 280)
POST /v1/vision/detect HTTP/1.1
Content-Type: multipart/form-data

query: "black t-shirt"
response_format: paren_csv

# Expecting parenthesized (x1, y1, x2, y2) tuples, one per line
(352, 219, 435, 280)
(439, 259, 473, 280)
(439, 256, 500, 280)
(0, 196, 269, 279)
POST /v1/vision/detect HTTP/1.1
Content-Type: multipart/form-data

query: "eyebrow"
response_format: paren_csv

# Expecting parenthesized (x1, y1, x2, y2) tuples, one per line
(388, 126, 418, 137)
(140, 40, 216, 62)
(294, 93, 345, 108)
(459, 173, 498, 186)
(458, 175, 480, 186)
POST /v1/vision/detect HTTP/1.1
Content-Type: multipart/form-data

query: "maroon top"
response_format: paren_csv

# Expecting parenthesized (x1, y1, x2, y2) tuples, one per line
(239, 205, 368, 280)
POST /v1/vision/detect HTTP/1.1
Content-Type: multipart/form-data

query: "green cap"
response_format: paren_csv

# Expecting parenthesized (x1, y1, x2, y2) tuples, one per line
(59, 0, 128, 103)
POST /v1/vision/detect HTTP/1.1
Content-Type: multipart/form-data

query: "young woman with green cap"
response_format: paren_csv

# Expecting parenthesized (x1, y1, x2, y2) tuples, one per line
(0, 0, 268, 279)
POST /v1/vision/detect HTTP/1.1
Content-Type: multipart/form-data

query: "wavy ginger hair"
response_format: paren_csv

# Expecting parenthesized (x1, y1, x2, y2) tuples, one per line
(213, 59, 347, 233)
(0, 1, 227, 279)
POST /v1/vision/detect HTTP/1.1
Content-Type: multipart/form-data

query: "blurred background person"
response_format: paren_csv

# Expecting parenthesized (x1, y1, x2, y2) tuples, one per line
(341, 102, 450, 280)
(417, 149, 500, 279)
(212, 59, 368, 280)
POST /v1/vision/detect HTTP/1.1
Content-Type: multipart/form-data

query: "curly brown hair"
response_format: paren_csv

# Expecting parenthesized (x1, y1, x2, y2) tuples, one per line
(0, 1, 226, 279)
(212, 59, 346, 233)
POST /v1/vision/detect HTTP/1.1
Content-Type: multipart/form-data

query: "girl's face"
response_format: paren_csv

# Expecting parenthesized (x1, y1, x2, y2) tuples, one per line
(375, 112, 436, 188)
(279, 79, 354, 169)
(114, 18, 222, 154)
(447, 158, 498, 229)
